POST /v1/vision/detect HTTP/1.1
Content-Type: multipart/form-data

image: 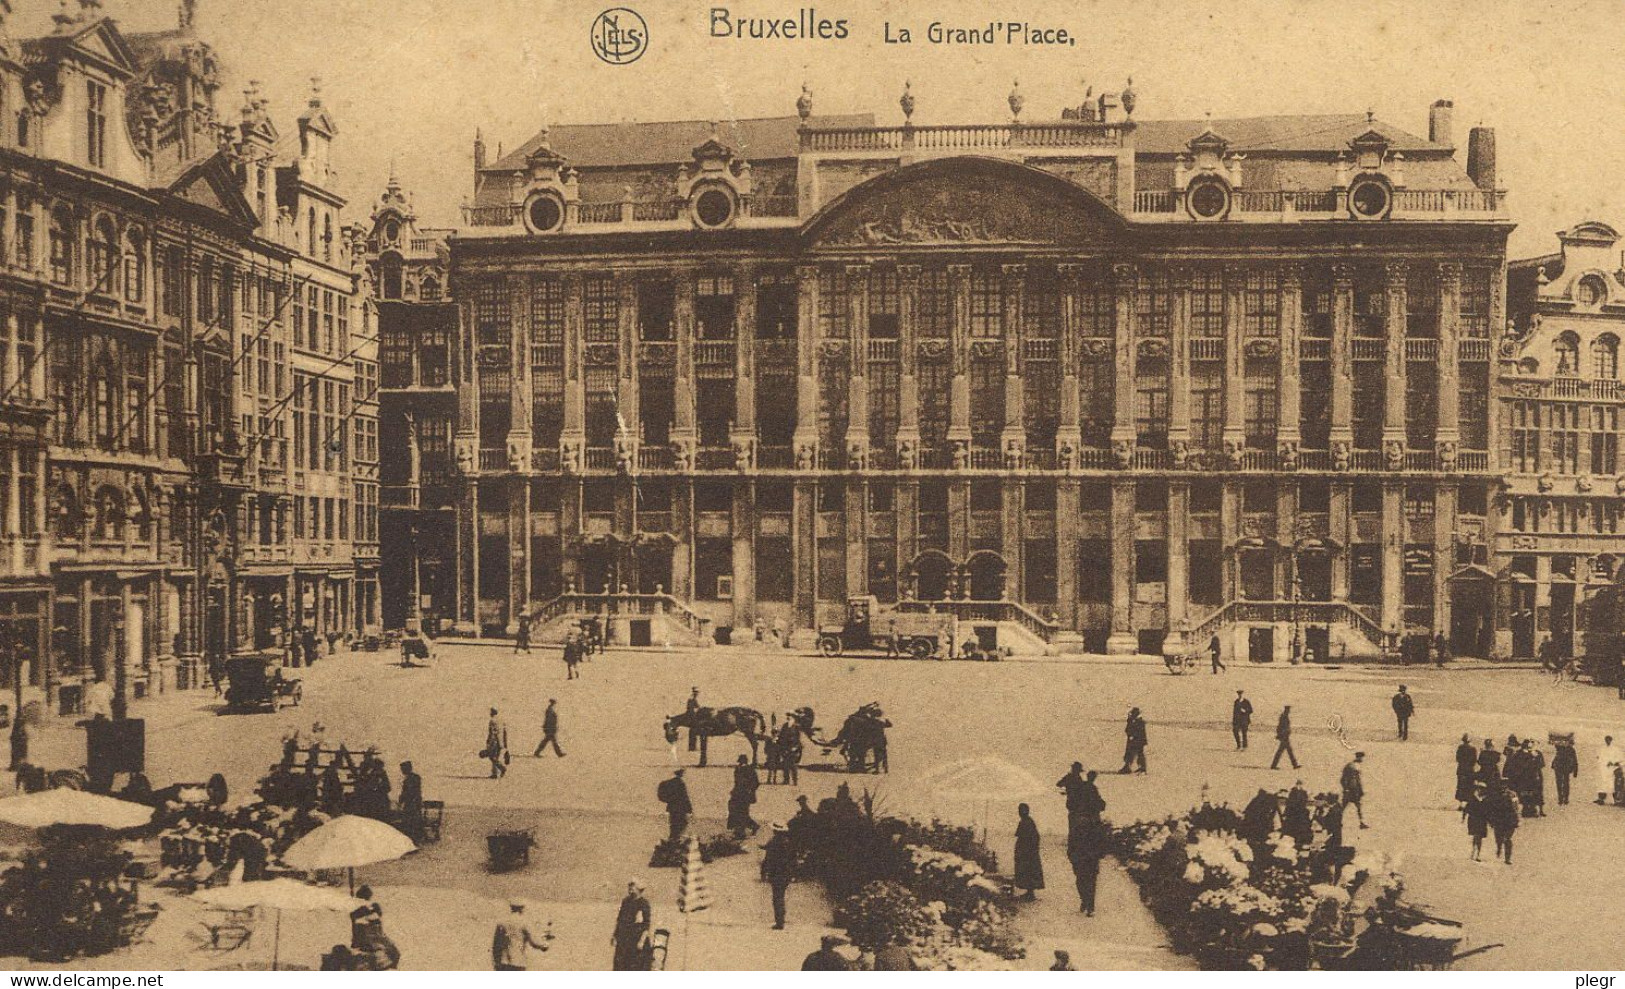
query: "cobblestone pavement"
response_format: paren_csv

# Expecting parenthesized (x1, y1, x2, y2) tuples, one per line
(10, 644, 1625, 970)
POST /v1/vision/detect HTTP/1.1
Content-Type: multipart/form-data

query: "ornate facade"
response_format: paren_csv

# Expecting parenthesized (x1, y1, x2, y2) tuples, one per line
(410, 86, 1510, 660)
(1503, 222, 1625, 662)
(0, 1, 371, 710)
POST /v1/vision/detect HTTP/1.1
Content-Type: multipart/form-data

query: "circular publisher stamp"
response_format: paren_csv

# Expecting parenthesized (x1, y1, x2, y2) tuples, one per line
(591, 8, 648, 65)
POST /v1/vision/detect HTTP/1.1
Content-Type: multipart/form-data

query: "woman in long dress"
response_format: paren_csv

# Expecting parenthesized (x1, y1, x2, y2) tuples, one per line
(1013, 803, 1044, 901)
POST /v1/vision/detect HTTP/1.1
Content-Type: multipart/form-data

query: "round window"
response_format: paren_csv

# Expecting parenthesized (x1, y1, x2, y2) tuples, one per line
(382, 219, 401, 244)
(694, 187, 735, 228)
(526, 194, 563, 233)
(1348, 178, 1392, 220)
(1186, 177, 1231, 220)
(1577, 275, 1607, 308)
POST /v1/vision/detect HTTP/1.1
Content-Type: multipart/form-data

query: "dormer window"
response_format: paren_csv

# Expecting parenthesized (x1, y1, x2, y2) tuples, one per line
(525, 192, 565, 234)
(1577, 274, 1607, 309)
(693, 185, 736, 229)
(1348, 175, 1392, 220)
(1186, 175, 1231, 221)
(86, 81, 108, 169)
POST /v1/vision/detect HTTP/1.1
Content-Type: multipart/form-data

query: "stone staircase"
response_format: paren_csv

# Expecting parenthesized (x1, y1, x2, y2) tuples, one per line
(527, 592, 713, 648)
(894, 599, 1062, 656)
(1186, 600, 1392, 661)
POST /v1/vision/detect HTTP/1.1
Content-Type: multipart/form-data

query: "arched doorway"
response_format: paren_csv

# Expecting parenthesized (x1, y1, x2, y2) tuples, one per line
(965, 551, 1009, 601)
(910, 550, 955, 602)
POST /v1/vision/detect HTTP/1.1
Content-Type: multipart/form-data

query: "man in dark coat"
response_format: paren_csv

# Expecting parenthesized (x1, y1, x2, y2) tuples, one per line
(1477, 738, 1501, 782)
(1391, 685, 1415, 740)
(396, 761, 424, 844)
(1058, 762, 1106, 823)
(1013, 803, 1044, 900)
(802, 935, 857, 971)
(658, 769, 693, 842)
(685, 687, 701, 752)
(534, 700, 566, 758)
(513, 613, 531, 654)
(611, 880, 652, 970)
(1209, 634, 1225, 674)
(1281, 782, 1314, 848)
(1552, 737, 1579, 806)
(776, 721, 802, 786)
(1341, 752, 1368, 828)
(1232, 690, 1253, 750)
(728, 755, 761, 837)
(1119, 708, 1148, 774)
(760, 824, 795, 929)
(1241, 788, 1278, 848)
(1066, 819, 1104, 916)
(1455, 735, 1478, 809)
(1270, 705, 1300, 770)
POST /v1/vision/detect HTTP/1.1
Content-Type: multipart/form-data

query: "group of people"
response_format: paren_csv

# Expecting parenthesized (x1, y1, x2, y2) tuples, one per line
(321, 886, 401, 970)
(1052, 762, 1110, 915)
(256, 740, 426, 842)
(1454, 732, 1589, 864)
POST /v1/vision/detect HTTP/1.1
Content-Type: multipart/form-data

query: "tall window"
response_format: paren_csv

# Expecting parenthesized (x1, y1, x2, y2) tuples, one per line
(968, 269, 1002, 337)
(1023, 268, 1060, 339)
(1135, 356, 1169, 448)
(86, 81, 108, 169)
(48, 208, 73, 286)
(1189, 270, 1224, 338)
(1077, 280, 1113, 339)
(1243, 270, 1279, 337)
(1405, 267, 1439, 338)
(918, 268, 951, 338)
(757, 271, 798, 339)
(869, 269, 899, 338)
(583, 275, 619, 342)
(1590, 405, 1619, 475)
(1554, 333, 1580, 376)
(1550, 403, 1580, 474)
(817, 269, 848, 338)
(1354, 271, 1386, 338)
(695, 273, 735, 340)
(88, 217, 117, 294)
(1136, 268, 1172, 336)
(1592, 335, 1619, 380)
(1460, 269, 1491, 338)
(1461, 368, 1489, 450)
(1192, 362, 1223, 450)
(1243, 359, 1278, 449)
(1079, 358, 1113, 447)
(1352, 362, 1383, 448)
(123, 230, 145, 303)
(1302, 268, 1333, 337)
(1509, 400, 1540, 474)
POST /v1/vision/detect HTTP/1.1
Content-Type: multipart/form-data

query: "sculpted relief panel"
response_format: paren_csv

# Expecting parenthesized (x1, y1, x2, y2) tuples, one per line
(818, 170, 1118, 247)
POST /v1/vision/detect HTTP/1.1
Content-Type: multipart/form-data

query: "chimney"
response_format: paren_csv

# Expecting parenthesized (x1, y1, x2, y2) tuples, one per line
(473, 129, 487, 172)
(1467, 126, 1496, 191)
(1428, 99, 1453, 148)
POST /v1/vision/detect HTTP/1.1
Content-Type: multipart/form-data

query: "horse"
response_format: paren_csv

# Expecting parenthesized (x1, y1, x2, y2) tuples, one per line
(663, 706, 768, 767)
(821, 704, 891, 774)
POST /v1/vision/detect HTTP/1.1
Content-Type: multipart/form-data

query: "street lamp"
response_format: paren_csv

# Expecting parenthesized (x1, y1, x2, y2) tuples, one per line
(5, 626, 30, 771)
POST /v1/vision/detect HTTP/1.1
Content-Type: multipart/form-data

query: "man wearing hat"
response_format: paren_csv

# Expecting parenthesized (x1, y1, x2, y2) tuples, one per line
(1341, 752, 1369, 828)
(492, 902, 549, 971)
(760, 822, 795, 929)
(611, 880, 652, 971)
(1119, 707, 1148, 774)
(802, 935, 856, 971)
(658, 768, 693, 841)
(685, 687, 702, 752)
(1231, 690, 1253, 750)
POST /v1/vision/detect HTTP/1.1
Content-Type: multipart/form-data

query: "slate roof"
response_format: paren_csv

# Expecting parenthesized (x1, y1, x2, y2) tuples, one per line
(1131, 114, 1446, 155)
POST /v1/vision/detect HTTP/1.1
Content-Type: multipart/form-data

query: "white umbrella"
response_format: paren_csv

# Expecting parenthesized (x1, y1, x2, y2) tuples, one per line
(917, 757, 1053, 841)
(282, 815, 416, 892)
(0, 789, 154, 830)
(195, 873, 355, 970)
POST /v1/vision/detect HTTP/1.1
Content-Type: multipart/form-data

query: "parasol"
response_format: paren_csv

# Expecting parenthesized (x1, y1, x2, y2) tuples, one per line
(194, 870, 355, 970)
(916, 757, 1053, 841)
(0, 789, 154, 830)
(282, 814, 416, 892)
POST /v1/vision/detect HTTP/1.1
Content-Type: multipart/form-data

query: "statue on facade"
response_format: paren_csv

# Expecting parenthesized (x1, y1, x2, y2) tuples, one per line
(507, 437, 529, 474)
(615, 435, 635, 473)
(733, 438, 754, 472)
(559, 438, 582, 475)
(1538, 472, 1555, 493)
(847, 440, 866, 471)
(1222, 439, 1245, 470)
(1056, 438, 1076, 471)
(671, 439, 694, 473)
(951, 440, 971, 471)
(1436, 439, 1457, 473)
(1577, 474, 1594, 493)
(1170, 440, 1190, 470)
(897, 438, 917, 471)
(1112, 438, 1133, 470)
(1383, 439, 1405, 472)
(1331, 441, 1352, 473)
(455, 440, 477, 476)
(795, 441, 816, 471)
(1276, 440, 1299, 471)
(1003, 438, 1023, 470)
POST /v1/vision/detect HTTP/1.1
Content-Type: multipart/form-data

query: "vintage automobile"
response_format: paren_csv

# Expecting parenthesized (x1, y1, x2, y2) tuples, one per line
(817, 596, 956, 659)
(223, 654, 302, 713)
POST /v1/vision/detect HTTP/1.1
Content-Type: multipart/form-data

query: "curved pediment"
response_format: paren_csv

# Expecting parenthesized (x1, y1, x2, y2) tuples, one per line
(802, 156, 1126, 248)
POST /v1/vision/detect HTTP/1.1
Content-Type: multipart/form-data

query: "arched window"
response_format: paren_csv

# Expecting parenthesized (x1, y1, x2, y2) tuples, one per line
(52, 484, 80, 540)
(47, 207, 74, 285)
(92, 485, 126, 542)
(1554, 332, 1580, 376)
(307, 208, 317, 255)
(379, 253, 403, 300)
(89, 216, 118, 293)
(323, 213, 334, 262)
(421, 274, 441, 301)
(89, 354, 118, 449)
(1592, 334, 1619, 380)
(123, 228, 146, 303)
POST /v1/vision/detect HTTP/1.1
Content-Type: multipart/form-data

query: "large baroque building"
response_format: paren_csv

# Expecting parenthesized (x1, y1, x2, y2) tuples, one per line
(1503, 222, 1625, 663)
(0, 0, 373, 711)
(383, 85, 1511, 662)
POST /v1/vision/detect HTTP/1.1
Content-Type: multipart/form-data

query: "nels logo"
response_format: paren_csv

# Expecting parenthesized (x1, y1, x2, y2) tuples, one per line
(591, 8, 648, 65)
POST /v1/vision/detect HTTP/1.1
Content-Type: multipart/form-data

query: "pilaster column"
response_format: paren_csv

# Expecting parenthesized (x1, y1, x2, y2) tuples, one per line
(1055, 478, 1080, 630)
(561, 272, 585, 449)
(897, 480, 919, 592)
(1329, 263, 1355, 453)
(947, 264, 972, 455)
(671, 271, 697, 468)
(792, 479, 816, 629)
(2, 314, 17, 394)
(948, 481, 970, 563)
(1001, 478, 1023, 601)
(1330, 482, 1351, 601)
(1110, 263, 1137, 458)
(508, 274, 532, 471)
(734, 264, 757, 432)
(1164, 480, 1190, 654)
(1001, 264, 1026, 451)
(846, 478, 867, 600)
(1106, 479, 1137, 654)
(1278, 264, 1303, 466)
(793, 266, 819, 467)
(1433, 483, 1455, 640)
(733, 480, 756, 627)
(844, 264, 870, 465)
(617, 272, 639, 465)
(1220, 483, 1241, 602)
(1383, 262, 1409, 460)
(507, 476, 529, 633)
(1221, 264, 1247, 460)
(1437, 262, 1462, 462)
(30, 313, 45, 404)
(1167, 267, 1192, 453)
(670, 481, 693, 599)
(896, 265, 922, 462)
(1057, 265, 1084, 461)
(1381, 482, 1403, 638)
(4, 447, 17, 574)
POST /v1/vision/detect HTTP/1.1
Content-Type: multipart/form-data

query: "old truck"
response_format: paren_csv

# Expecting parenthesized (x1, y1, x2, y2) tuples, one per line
(817, 596, 956, 659)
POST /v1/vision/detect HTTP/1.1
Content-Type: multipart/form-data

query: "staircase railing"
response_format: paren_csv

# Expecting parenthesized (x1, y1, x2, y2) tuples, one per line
(894, 599, 1061, 644)
(527, 593, 712, 640)
(1184, 600, 1387, 651)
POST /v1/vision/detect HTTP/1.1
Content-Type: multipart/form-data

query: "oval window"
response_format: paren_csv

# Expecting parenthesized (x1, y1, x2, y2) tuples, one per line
(527, 195, 563, 233)
(1349, 178, 1392, 220)
(1186, 177, 1231, 220)
(694, 188, 735, 228)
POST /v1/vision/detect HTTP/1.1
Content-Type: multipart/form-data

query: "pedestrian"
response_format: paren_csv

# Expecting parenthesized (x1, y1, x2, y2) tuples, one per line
(1341, 752, 1368, 829)
(1270, 705, 1300, 770)
(658, 768, 692, 842)
(1595, 734, 1621, 805)
(1391, 685, 1414, 740)
(685, 687, 701, 752)
(533, 699, 566, 758)
(319, 761, 344, 815)
(562, 634, 580, 680)
(1231, 689, 1253, 750)
(1241, 787, 1278, 850)
(1432, 631, 1450, 668)
(1521, 739, 1546, 817)
(1209, 633, 1226, 674)
(1013, 803, 1045, 901)
(1477, 738, 1501, 782)
(760, 823, 794, 929)
(1282, 781, 1314, 848)
(492, 902, 549, 971)
(514, 613, 531, 654)
(1050, 950, 1075, 972)
(1057, 762, 1105, 824)
(483, 708, 509, 779)
(728, 754, 761, 837)
(1066, 819, 1104, 916)
(396, 761, 424, 844)
(1119, 708, 1148, 775)
(1552, 737, 1578, 806)
(776, 720, 802, 786)
(882, 615, 899, 658)
(610, 880, 652, 971)
(1487, 780, 1520, 864)
(1454, 735, 1478, 809)
(1463, 783, 1489, 861)
(802, 935, 857, 971)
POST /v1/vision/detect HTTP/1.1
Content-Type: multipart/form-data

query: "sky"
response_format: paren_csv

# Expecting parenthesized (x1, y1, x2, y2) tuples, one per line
(15, 0, 1625, 256)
